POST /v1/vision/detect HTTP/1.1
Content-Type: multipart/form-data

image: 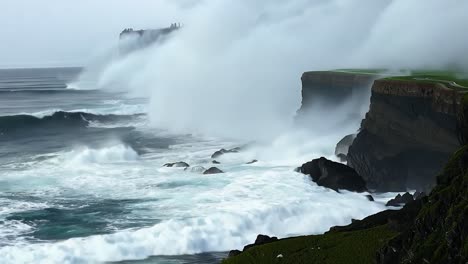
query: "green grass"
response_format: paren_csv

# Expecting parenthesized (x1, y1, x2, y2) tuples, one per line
(222, 225, 397, 264)
(331, 69, 468, 88)
(383, 70, 468, 89)
(334, 69, 387, 75)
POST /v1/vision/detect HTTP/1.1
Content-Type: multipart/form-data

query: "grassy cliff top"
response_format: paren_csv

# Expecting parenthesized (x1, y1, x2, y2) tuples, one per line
(384, 70, 468, 89)
(333, 69, 468, 89)
(222, 225, 397, 264)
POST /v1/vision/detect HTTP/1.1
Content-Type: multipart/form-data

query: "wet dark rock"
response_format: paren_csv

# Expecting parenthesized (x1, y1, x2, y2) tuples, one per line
(246, 159, 258, 164)
(366, 195, 375, 201)
(243, 235, 279, 252)
(212, 160, 221, 164)
(347, 87, 461, 192)
(335, 134, 356, 162)
(385, 192, 414, 207)
(163, 161, 190, 168)
(329, 198, 424, 234)
(299, 157, 367, 192)
(211, 147, 241, 159)
(203, 167, 224, 175)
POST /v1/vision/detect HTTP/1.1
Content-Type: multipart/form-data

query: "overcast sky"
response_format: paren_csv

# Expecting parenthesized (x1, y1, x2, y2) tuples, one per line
(1, 0, 467, 71)
(0, 0, 198, 68)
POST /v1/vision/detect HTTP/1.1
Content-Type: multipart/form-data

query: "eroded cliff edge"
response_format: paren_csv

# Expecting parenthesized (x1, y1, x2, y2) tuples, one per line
(296, 71, 378, 125)
(348, 79, 466, 191)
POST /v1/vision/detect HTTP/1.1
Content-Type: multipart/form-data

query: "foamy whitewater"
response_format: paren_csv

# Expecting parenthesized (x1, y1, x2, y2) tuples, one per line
(3, 0, 468, 263)
(0, 67, 397, 264)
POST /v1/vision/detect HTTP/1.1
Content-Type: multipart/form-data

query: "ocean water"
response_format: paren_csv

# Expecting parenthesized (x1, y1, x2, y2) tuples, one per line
(0, 67, 395, 264)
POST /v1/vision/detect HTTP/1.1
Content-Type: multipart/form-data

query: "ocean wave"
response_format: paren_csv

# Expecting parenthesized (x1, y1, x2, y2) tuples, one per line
(59, 144, 139, 165)
(0, 191, 384, 264)
(0, 88, 89, 94)
(0, 111, 142, 133)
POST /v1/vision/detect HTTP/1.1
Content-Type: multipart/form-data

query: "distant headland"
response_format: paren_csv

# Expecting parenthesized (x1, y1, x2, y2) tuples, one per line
(119, 23, 181, 52)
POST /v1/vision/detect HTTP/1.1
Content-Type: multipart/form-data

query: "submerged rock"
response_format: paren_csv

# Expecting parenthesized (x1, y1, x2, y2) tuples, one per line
(299, 157, 367, 192)
(187, 166, 206, 173)
(246, 159, 258, 164)
(163, 161, 190, 168)
(212, 160, 221, 164)
(366, 195, 375, 201)
(385, 192, 414, 207)
(211, 147, 241, 159)
(203, 167, 224, 175)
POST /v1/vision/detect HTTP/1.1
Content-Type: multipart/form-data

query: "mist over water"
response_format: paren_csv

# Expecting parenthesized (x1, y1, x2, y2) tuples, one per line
(77, 0, 468, 141)
(3, 1, 468, 263)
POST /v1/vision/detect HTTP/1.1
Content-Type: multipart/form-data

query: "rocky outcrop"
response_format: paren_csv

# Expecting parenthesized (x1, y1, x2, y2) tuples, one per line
(203, 167, 224, 175)
(227, 234, 279, 259)
(299, 157, 367, 192)
(385, 192, 414, 207)
(243, 235, 279, 251)
(347, 79, 466, 192)
(211, 147, 241, 159)
(163, 161, 189, 168)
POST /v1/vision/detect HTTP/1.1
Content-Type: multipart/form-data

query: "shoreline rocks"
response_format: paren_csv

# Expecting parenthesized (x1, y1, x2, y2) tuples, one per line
(299, 157, 367, 192)
(163, 161, 190, 168)
(203, 167, 224, 175)
(211, 147, 241, 159)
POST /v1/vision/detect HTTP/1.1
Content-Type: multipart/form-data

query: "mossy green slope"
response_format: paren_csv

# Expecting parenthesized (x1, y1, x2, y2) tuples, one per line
(378, 145, 468, 263)
(222, 225, 397, 264)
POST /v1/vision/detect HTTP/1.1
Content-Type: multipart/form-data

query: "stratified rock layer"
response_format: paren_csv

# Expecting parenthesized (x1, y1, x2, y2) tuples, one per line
(296, 71, 377, 126)
(347, 79, 466, 191)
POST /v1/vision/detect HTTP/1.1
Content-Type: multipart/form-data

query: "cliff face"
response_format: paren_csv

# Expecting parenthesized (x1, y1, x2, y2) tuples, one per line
(296, 71, 377, 125)
(347, 79, 465, 191)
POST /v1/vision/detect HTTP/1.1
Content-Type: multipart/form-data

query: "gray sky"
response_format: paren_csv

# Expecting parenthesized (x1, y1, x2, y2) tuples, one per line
(1, 0, 467, 71)
(0, 0, 197, 68)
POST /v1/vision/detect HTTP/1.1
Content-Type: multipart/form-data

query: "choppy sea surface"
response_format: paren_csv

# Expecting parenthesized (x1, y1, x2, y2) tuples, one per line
(0, 67, 394, 264)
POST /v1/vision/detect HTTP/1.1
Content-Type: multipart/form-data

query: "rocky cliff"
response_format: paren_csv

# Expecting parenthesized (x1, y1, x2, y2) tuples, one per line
(296, 71, 377, 125)
(223, 94, 468, 264)
(347, 79, 466, 191)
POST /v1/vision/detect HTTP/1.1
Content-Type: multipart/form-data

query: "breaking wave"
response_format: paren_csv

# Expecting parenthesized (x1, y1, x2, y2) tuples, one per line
(0, 111, 141, 133)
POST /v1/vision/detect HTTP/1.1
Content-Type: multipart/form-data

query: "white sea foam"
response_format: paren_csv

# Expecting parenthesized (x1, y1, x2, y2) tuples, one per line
(0, 171, 385, 263)
(58, 145, 139, 166)
(0, 136, 392, 263)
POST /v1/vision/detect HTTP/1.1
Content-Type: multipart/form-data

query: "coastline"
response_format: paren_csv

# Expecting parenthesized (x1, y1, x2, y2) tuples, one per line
(223, 70, 468, 263)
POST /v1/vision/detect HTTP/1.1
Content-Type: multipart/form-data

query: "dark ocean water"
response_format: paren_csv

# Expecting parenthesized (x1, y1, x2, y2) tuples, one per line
(0, 67, 389, 264)
(0, 67, 228, 264)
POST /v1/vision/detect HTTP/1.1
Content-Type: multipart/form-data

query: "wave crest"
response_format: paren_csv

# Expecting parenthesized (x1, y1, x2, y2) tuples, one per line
(60, 144, 139, 165)
(0, 111, 140, 134)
